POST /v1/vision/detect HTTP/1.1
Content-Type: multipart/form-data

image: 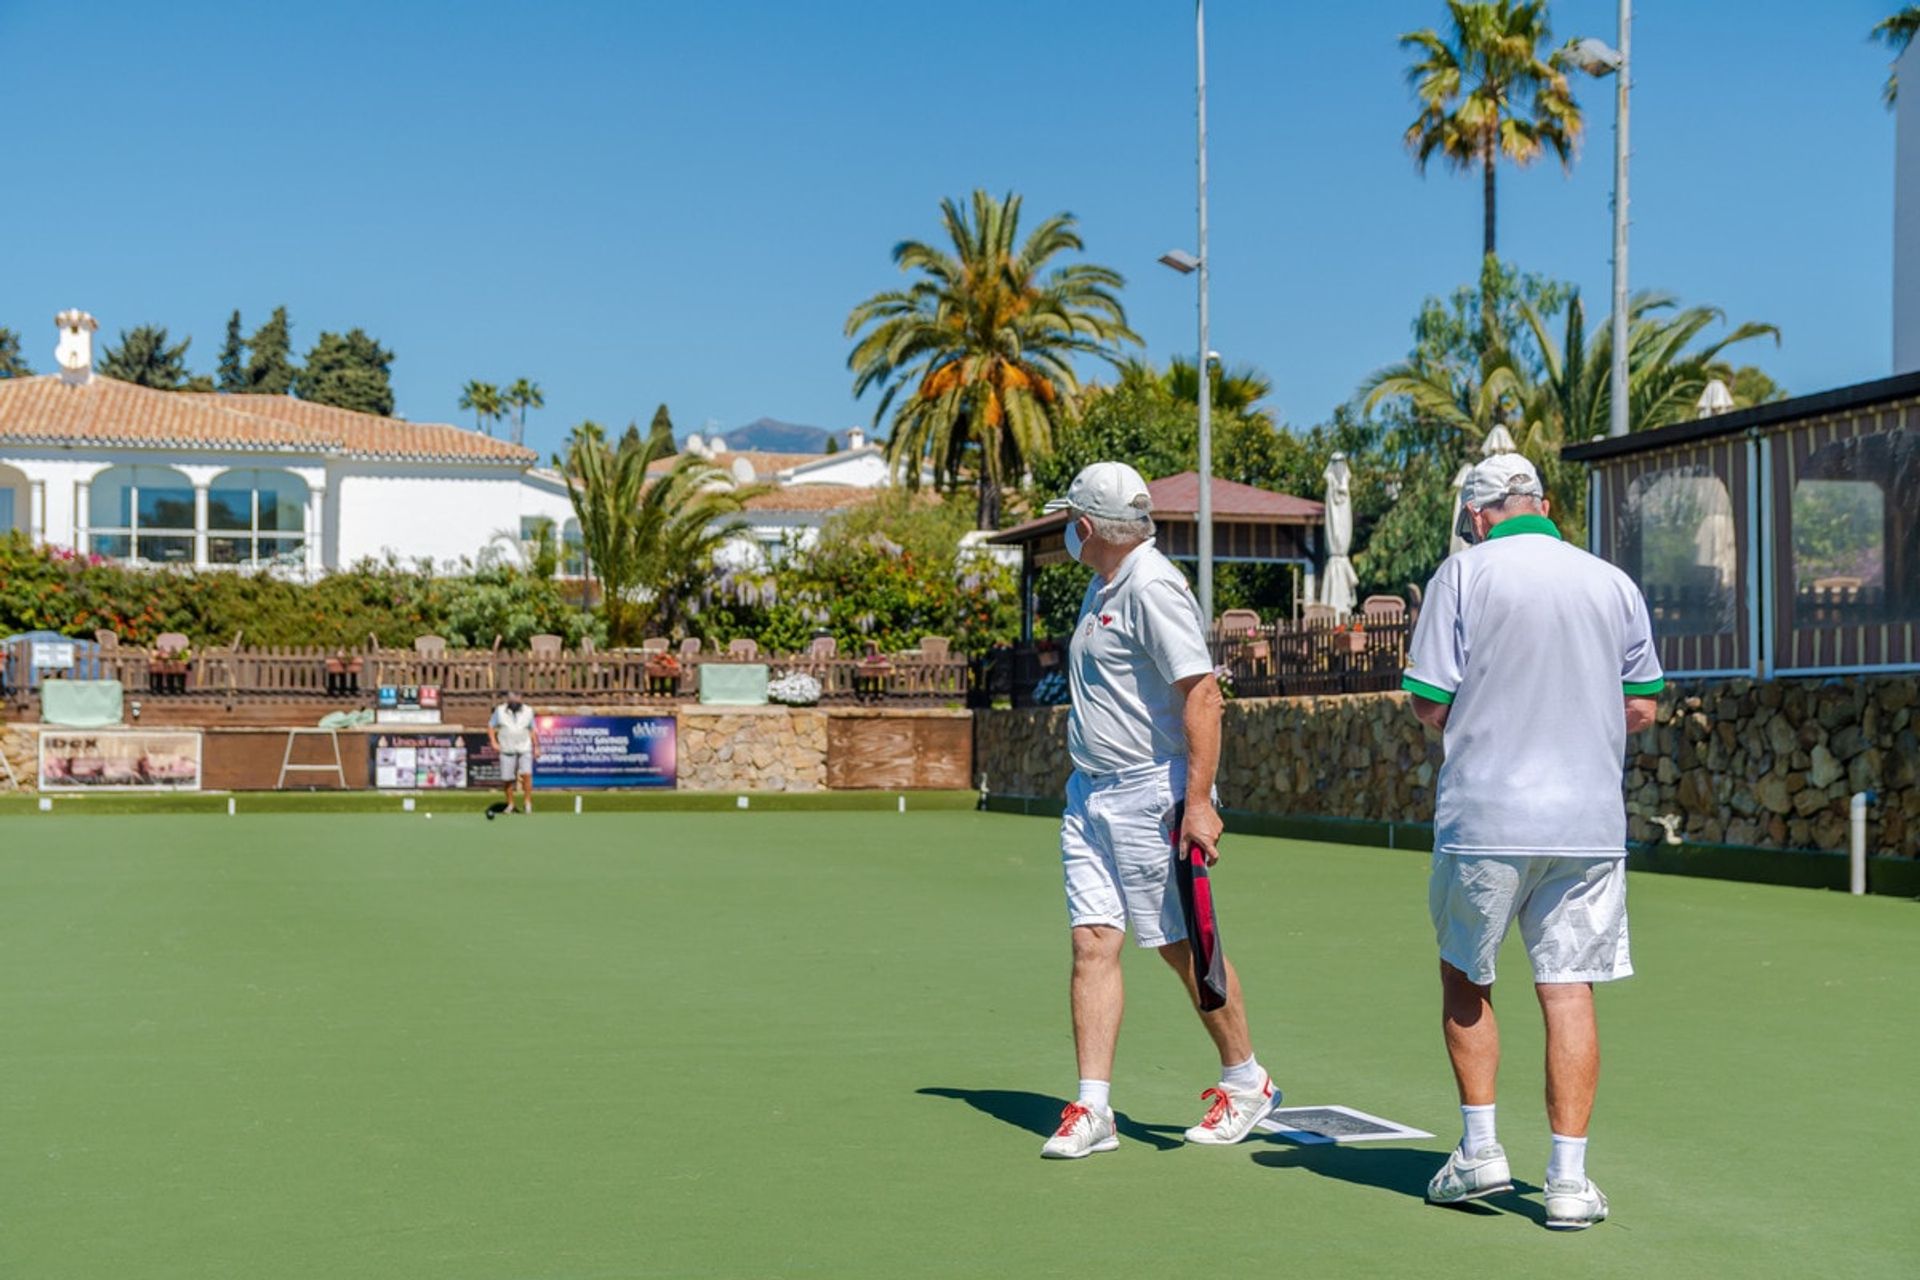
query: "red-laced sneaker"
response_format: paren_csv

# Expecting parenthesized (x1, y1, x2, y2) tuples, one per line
(1183, 1077, 1279, 1145)
(1040, 1101, 1118, 1159)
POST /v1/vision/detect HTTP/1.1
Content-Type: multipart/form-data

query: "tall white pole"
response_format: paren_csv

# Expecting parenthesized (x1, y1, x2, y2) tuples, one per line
(1195, 0, 1214, 618)
(1608, 0, 1631, 437)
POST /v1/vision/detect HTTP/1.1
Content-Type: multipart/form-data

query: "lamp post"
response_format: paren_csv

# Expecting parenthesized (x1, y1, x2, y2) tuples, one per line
(1572, 3, 1631, 438)
(1159, 0, 1214, 620)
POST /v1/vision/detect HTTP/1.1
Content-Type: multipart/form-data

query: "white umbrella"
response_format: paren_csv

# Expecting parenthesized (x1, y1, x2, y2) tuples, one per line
(1319, 452, 1359, 617)
(1449, 424, 1518, 555)
(1696, 378, 1735, 418)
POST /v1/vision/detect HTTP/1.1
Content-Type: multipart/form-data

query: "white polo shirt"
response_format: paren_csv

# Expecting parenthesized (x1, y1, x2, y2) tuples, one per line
(1066, 542, 1216, 775)
(1404, 514, 1664, 857)
(491, 703, 536, 754)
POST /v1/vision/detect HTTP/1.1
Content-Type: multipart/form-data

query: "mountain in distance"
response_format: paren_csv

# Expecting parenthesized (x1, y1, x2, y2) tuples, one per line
(697, 416, 838, 454)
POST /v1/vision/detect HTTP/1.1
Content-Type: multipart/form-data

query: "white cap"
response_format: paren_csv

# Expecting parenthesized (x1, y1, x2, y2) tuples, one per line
(1043, 461, 1153, 520)
(1462, 453, 1544, 510)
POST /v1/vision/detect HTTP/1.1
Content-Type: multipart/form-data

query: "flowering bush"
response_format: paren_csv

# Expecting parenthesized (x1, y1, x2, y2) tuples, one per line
(767, 671, 822, 706)
(1034, 671, 1071, 705)
(1212, 662, 1236, 700)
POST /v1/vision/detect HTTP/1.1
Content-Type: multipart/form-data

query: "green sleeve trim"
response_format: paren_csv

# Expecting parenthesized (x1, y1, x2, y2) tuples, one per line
(1622, 678, 1666, 696)
(1401, 676, 1456, 705)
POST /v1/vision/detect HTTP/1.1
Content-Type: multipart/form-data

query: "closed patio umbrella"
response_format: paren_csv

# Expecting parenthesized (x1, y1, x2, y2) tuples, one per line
(1319, 452, 1358, 617)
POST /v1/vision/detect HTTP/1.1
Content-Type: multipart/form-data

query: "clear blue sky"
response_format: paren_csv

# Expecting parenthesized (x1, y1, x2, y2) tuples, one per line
(0, 1, 1900, 458)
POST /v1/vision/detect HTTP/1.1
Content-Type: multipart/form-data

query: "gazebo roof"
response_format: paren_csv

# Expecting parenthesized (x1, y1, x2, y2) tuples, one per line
(990, 471, 1323, 545)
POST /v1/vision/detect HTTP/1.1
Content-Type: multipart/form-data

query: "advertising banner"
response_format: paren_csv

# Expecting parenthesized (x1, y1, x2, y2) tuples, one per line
(532, 715, 676, 790)
(368, 732, 503, 790)
(374, 685, 443, 725)
(39, 728, 202, 791)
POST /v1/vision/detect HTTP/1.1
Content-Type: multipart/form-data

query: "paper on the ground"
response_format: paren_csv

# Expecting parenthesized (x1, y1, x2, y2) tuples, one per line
(1255, 1104, 1433, 1144)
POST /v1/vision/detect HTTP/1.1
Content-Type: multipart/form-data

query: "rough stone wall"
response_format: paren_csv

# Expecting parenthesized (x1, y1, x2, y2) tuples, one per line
(974, 675, 1920, 857)
(674, 706, 828, 792)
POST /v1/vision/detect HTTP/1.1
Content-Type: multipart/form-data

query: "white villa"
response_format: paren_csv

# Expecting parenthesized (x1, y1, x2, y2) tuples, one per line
(0, 311, 899, 576)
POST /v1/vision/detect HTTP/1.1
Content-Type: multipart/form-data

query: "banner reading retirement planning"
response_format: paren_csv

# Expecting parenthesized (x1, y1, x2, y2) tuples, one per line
(532, 715, 676, 789)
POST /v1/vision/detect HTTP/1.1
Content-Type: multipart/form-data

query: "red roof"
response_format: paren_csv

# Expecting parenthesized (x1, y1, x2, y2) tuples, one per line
(991, 470, 1323, 542)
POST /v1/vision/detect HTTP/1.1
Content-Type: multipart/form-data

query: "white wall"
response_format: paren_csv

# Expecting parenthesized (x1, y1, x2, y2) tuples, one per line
(329, 462, 571, 571)
(779, 449, 892, 488)
(1899, 44, 1920, 374)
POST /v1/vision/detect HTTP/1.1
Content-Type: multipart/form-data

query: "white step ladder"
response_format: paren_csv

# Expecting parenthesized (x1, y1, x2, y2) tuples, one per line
(277, 728, 348, 789)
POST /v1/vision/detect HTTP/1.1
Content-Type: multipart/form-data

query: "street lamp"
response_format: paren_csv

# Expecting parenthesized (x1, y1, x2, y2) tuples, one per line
(1571, 6, 1631, 438)
(1158, 1, 1215, 621)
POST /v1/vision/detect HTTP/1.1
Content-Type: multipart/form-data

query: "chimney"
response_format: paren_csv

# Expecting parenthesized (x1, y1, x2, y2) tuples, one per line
(846, 426, 866, 450)
(1898, 43, 1920, 373)
(54, 309, 98, 385)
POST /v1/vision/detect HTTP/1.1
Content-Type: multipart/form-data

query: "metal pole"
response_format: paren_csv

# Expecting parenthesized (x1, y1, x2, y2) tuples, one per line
(1608, 0, 1631, 437)
(1195, 0, 1214, 618)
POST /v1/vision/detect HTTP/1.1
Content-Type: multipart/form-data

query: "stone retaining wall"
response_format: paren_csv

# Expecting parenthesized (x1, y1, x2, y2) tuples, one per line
(974, 675, 1920, 857)
(676, 706, 829, 792)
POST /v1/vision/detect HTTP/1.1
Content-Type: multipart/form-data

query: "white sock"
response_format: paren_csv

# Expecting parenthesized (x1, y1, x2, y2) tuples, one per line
(1460, 1103, 1497, 1154)
(1220, 1054, 1265, 1092)
(1548, 1133, 1588, 1185)
(1077, 1079, 1111, 1112)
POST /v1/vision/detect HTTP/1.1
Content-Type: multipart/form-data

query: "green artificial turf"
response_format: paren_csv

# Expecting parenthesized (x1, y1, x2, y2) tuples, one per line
(0, 811, 1913, 1279)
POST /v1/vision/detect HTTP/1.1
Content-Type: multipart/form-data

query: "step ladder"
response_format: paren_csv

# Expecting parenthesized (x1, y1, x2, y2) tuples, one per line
(277, 728, 348, 790)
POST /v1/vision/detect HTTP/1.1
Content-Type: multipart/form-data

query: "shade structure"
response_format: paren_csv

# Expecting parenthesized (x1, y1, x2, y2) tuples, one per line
(1319, 452, 1357, 616)
(1450, 424, 1519, 555)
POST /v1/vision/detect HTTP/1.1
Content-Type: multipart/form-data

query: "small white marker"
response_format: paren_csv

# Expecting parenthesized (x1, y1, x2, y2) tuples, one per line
(574, 795, 583, 814)
(227, 796, 236, 816)
(424, 812, 433, 820)
(37, 796, 52, 812)
(402, 797, 416, 812)
(736, 795, 750, 809)
(898, 795, 906, 813)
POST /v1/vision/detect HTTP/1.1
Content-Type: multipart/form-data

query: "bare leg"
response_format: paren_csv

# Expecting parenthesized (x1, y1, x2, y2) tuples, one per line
(1440, 961, 1498, 1106)
(1158, 940, 1253, 1068)
(500, 779, 516, 813)
(1070, 925, 1125, 1082)
(1536, 982, 1599, 1137)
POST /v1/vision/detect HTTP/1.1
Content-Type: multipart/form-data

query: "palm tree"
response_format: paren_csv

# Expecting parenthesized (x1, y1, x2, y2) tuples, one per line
(1873, 6, 1920, 105)
(556, 419, 757, 645)
(1157, 356, 1275, 421)
(503, 378, 545, 446)
(458, 380, 503, 436)
(845, 189, 1139, 527)
(1400, 1, 1584, 260)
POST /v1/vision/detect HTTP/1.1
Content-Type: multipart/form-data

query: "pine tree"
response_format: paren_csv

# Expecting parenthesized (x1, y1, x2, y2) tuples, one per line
(98, 326, 196, 388)
(218, 310, 247, 391)
(0, 328, 30, 378)
(824, 435, 840, 455)
(648, 403, 677, 454)
(296, 328, 395, 416)
(244, 306, 297, 395)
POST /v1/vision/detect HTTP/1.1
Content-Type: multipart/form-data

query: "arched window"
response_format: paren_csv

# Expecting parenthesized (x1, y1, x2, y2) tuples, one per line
(208, 469, 308, 566)
(89, 465, 195, 563)
(0, 464, 28, 537)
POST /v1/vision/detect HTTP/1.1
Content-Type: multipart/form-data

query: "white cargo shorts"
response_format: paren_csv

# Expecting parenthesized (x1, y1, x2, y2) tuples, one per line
(1060, 761, 1187, 948)
(1429, 852, 1632, 986)
(498, 751, 534, 778)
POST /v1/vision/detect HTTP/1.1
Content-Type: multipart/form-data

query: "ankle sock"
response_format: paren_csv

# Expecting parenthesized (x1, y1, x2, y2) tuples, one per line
(1220, 1054, 1265, 1092)
(1077, 1079, 1111, 1112)
(1548, 1133, 1587, 1185)
(1460, 1103, 1497, 1154)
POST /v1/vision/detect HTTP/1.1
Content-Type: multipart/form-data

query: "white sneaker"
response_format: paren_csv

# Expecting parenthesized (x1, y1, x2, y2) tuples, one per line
(1545, 1177, 1609, 1229)
(1040, 1102, 1118, 1159)
(1426, 1144, 1514, 1204)
(1183, 1077, 1280, 1145)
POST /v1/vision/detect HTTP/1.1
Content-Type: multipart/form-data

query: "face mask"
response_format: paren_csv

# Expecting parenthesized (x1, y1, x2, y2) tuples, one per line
(1064, 518, 1087, 563)
(1454, 504, 1480, 546)
(507, 700, 523, 712)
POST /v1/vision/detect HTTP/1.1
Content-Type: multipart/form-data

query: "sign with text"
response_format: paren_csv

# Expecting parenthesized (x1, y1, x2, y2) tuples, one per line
(532, 715, 676, 790)
(40, 728, 202, 792)
(368, 732, 503, 790)
(31, 640, 75, 670)
(375, 685, 443, 725)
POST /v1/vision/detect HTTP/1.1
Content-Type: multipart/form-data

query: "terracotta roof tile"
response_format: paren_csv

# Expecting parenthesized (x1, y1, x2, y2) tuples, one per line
(742, 484, 888, 513)
(992, 470, 1324, 542)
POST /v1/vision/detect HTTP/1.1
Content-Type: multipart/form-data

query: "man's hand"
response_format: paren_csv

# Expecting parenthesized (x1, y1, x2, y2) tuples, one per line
(1181, 797, 1225, 866)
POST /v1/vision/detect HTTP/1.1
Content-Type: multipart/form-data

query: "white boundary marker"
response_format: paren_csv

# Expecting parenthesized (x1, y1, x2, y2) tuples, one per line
(1255, 1104, 1433, 1145)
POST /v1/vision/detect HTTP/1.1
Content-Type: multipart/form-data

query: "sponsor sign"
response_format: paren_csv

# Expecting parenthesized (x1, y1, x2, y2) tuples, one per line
(375, 685, 443, 725)
(31, 640, 75, 670)
(531, 715, 676, 790)
(369, 732, 504, 790)
(39, 729, 202, 792)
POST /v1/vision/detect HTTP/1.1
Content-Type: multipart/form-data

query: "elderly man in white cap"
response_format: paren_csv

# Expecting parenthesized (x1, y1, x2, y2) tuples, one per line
(1403, 453, 1663, 1229)
(1037, 461, 1280, 1161)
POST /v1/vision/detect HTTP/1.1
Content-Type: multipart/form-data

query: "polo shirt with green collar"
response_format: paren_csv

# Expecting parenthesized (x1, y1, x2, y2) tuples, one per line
(1403, 510, 1665, 857)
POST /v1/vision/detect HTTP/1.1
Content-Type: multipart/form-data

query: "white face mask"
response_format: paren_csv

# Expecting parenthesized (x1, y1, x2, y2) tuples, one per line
(1064, 518, 1087, 563)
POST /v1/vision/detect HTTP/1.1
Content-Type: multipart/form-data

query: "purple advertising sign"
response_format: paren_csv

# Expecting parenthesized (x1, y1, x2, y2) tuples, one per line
(531, 715, 676, 789)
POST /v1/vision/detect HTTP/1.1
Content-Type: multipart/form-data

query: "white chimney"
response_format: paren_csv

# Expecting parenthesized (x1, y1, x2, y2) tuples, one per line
(1898, 43, 1920, 373)
(846, 426, 866, 450)
(54, 309, 98, 385)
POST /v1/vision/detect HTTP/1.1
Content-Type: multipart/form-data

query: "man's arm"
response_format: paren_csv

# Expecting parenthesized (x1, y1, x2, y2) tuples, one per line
(1624, 695, 1657, 735)
(1410, 694, 1450, 732)
(486, 708, 500, 752)
(1175, 671, 1225, 865)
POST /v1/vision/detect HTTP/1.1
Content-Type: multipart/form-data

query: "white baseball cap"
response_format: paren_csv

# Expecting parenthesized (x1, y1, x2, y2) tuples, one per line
(1462, 453, 1545, 510)
(1043, 461, 1153, 520)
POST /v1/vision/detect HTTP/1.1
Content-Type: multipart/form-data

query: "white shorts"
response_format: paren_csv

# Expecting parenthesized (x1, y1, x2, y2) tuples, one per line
(1060, 762, 1187, 948)
(1429, 853, 1632, 986)
(498, 752, 534, 778)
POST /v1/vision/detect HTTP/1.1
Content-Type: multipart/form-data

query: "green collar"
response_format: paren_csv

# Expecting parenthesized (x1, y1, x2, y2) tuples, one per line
(1484, 513, 1562, 542)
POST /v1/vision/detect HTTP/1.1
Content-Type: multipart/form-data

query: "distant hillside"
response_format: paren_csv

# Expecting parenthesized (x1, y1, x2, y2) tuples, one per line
(701, 417, 836, 453)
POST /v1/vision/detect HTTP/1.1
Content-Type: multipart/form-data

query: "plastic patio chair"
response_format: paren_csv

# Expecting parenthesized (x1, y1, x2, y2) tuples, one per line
(413, 635, 448, 658)
(726, 637, 760, 660)
(529, 634, 564, 657)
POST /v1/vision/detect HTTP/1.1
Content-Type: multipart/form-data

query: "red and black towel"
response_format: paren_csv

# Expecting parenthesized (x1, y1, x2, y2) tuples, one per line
(1169, 801, 1228, 1012)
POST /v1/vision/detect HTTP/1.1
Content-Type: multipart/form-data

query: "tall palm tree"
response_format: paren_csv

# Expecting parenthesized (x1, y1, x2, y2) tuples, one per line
(1160, 355, 1275, 421)
(845, 189, 1139, 527)
(503, 378, 545, 446)
(556, 419, 756, 645)
(458, 380, 503, 435)
(1873, 6, 1920, 105)
(1400, 1, 1584, 260)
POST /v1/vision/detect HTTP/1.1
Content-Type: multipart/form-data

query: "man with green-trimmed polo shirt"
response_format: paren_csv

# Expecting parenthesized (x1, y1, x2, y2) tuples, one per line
(1402, 453, 1663, 1232)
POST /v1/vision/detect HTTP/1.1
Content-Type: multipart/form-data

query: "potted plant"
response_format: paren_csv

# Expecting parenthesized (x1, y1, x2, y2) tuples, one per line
(768, 671, 822, 707)
(645, 652, 683, 696)
(1337, 622, 1368, 655)
(854, 649, 893, 700)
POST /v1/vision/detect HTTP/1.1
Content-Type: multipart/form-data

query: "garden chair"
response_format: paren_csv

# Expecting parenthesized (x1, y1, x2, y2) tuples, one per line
(807, 635, 837, 660)
(1360, 595, 1406, 623)
(94, 630, 119, 649)
(641, 637, 671, 654)
(1301, 604, 1337, 629)
(529, 634, 564, 657)
(917, 636, 951, 663)
(1217, 608, 1261, 636)
(413, 635, 448, 657)
(727, 637, 760, 661)
(678, 637, 703, 661)
(155, 632, 191, 658)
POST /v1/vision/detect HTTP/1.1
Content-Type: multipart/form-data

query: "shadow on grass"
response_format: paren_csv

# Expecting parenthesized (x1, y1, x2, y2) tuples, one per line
(1251, 1145, 1546, 1222)
(917, 1087, 1184, 1151)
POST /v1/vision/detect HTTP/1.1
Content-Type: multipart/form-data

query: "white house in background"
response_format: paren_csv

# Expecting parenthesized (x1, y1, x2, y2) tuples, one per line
(0, 311, 578, 573)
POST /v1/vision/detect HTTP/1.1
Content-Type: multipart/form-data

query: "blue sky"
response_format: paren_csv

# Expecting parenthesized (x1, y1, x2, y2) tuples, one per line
(0, 1, 1900, 457)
